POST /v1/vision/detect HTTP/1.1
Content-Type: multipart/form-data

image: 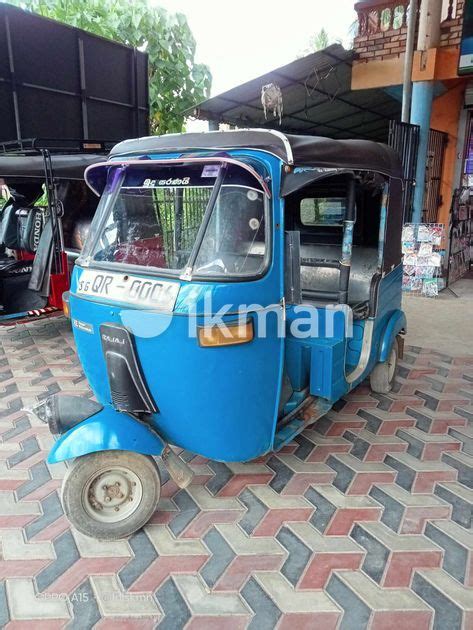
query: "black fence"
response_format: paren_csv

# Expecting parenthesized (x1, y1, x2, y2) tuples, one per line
(0, 2, 149, 143)
(154, 188, 211, 264)
(388, 120, 420, 222)
(423, 129, 448, 223)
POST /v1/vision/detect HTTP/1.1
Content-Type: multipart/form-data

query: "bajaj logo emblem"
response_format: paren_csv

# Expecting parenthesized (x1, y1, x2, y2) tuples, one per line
(101, 334, 125, 345)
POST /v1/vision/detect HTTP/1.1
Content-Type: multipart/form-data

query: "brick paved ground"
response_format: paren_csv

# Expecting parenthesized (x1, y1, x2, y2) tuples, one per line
(0, 317, 472, 628)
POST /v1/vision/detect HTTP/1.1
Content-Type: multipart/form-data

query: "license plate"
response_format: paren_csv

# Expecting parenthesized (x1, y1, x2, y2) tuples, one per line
(76, 269, 180, 311)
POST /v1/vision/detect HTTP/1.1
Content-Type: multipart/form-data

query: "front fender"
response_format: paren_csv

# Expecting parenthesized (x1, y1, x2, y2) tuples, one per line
(47, 406, 165, 464)
(379, 309, 407, 362)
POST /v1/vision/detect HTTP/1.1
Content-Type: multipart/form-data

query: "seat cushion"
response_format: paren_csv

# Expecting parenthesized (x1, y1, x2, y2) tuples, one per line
(17, 208, 44, 253)
(300, 244, 378, 305)
(0, 204, 20, 249)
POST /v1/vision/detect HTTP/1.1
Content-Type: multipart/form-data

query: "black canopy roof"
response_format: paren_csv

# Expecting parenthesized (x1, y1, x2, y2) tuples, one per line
(110, 130, 402, 179)
(184, 45, 401, 142)
(0, 154, 105, 181)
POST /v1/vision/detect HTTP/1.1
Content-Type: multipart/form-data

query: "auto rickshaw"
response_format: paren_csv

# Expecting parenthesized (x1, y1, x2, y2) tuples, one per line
(0, 139, 107, 322)
(31, 130, 406, 539)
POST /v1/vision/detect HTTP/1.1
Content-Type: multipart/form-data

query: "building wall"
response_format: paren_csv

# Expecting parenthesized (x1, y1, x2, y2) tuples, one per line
(430, 81, 465, 225)
(354, 0, 464, 63)
(355, 26, 408, 62)
(353, 1, 468, 226)
(440, 0, 465, 47)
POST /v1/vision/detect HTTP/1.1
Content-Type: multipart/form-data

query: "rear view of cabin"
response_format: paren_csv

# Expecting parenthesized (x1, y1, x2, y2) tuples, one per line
(0, 148, 103, 318)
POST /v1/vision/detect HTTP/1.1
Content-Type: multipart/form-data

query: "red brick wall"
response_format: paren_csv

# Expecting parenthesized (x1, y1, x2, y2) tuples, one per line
(355, 27, 408, 61)
(440, 0, 464, 47)
(354, 0, 464, 62)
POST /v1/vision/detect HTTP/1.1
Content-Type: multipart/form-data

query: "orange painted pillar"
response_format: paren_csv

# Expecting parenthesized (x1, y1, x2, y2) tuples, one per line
(430, 82, 465, 226)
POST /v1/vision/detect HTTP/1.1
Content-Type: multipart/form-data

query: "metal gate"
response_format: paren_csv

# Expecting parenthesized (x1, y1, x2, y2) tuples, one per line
(388, 120, 420, 222)
(423, 129, 448, 223)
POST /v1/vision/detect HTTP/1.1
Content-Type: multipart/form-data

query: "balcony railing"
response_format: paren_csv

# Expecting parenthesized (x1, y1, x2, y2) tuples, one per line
(355, 0, 458, 37)
(355, 0, 409, 37)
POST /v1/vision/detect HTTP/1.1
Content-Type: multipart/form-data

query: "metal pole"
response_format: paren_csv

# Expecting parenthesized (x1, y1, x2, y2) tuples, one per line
(410, 0, 443, 222)
(338, 177, 356, 305)
(417, 0, 442, 50)
(401, 0, 418, 123)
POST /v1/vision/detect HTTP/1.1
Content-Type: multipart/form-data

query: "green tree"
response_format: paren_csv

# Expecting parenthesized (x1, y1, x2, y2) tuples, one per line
(299, 27, 337, 57)
(310, 28, 330, 51)
(8, 0, 212, 134)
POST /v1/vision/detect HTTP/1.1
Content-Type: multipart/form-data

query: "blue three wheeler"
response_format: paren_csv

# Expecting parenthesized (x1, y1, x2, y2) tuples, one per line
(32, 130, 406, 539)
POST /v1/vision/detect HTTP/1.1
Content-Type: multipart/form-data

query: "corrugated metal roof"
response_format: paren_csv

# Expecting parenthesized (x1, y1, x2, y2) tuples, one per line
(186, 44, 401, 142)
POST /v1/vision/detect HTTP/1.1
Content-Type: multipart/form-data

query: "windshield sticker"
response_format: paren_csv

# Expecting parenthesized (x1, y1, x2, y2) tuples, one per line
(249, 218, 260, 231)
(142, 177, 191, 188)
(201, 165, 220, 178)
(247, 190, 258, 201)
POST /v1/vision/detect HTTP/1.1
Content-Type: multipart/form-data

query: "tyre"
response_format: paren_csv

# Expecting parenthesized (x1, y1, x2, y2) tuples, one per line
(370, 337, 399, 394)
(61, 450, 161, 540)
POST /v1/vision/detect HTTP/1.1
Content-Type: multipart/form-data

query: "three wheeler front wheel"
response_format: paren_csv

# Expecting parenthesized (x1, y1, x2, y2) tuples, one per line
(370, 337, 399, 394)
(61, 450, 161, 540)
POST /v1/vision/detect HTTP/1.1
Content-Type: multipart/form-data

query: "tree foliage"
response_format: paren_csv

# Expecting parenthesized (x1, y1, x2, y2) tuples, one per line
(298, 28, 343, 57)
(309, 28, 330, 52)
(8, 0, 212, 133)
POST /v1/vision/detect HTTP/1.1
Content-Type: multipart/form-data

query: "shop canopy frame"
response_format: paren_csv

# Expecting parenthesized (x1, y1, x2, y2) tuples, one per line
(185, 44, 402, 142)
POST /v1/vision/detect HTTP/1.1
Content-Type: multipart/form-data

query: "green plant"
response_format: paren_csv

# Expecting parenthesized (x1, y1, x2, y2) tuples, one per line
(298, 28, 341, 57)
(8, 0, 212, 133)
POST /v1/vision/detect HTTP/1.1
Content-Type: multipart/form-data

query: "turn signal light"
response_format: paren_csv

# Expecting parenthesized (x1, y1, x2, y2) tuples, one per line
(62, 291, 70, 319)
(198, 319, 254, 347)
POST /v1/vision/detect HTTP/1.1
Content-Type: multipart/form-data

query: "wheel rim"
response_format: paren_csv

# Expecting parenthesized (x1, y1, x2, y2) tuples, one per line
(387, 346, 397, 382)
(82, 465, 143, 523)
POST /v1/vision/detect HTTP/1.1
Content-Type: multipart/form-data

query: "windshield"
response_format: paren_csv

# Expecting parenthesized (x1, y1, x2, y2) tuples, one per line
(87, 162, 268, 278)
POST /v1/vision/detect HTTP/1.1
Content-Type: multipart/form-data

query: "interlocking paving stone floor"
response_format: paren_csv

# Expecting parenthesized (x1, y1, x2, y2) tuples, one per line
(0, 316, 472, 628)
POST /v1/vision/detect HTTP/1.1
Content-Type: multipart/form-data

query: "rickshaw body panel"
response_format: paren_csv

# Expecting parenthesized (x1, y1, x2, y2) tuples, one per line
(47, 405, 165, 464)
(285, 304, 348, 402)
(283, 266, 404, 401)
(344, 264, 405, 390)
(68, 149, 286, 462)
(374, 265, 406, 362)
(64, 138, 406, 464)
(69, 290, 283, 461)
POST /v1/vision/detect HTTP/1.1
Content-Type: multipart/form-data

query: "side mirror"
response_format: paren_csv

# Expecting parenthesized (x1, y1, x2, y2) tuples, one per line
(285, 230, 301, 305)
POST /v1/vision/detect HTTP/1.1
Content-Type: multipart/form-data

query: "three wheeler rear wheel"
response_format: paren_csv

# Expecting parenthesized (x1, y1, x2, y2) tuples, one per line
(61, 450, 161, 540)
(369, 337, 399, 394)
